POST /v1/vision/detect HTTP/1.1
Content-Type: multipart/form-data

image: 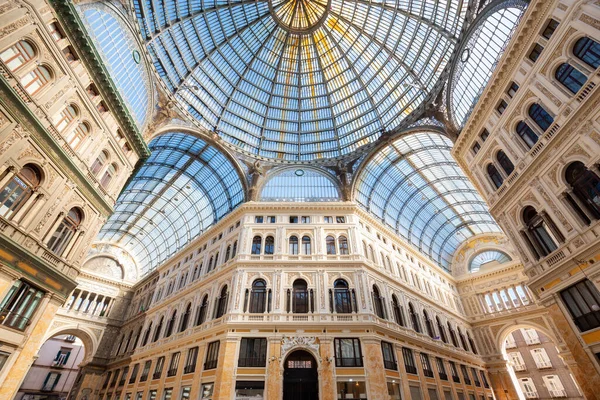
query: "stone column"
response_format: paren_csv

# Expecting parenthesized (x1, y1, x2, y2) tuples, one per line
(43, 212, 65, 243)
(361, 337, 388, 399)
(212, 337, 238, 399)
(12, 191, 40, 222)
(266, 338, 282, 400)
(487, 362, 520, 400)
(19, 193, 45, 228)
(0, 165, 16, 189)
(318, 337, 336, 400)
(545, 298, 600, 400)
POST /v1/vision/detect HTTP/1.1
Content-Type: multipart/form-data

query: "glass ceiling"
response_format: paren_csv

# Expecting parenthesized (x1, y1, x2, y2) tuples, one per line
(469, 250, 512, 272)
(96, 133, 245, 275)
(79, 5, 150, 128)
(356, 132, 501, 270)
(260, 167, 341, 201)
(133, 0, 467, 161)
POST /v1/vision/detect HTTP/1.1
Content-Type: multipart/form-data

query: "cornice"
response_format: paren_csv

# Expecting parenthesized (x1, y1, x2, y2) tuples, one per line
(455, 262, 526, 285)
(48, 0, 150, 159)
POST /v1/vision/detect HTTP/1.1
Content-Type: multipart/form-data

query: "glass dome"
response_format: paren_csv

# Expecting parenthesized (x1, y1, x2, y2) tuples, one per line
(133, 0, 468, 161)
(469, 250, 512, 272)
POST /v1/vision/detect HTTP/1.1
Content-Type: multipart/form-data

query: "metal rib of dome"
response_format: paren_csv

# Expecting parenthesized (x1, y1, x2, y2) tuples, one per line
(133, 0, 467, 161)
(355, 131, 501, 270)
(96, 133, 245, 275)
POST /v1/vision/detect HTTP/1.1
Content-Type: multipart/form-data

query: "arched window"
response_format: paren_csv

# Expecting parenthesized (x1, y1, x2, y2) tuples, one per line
(423, 310, 435, 338)
(0, 164, 42, 218)
(56, 105, 78, 133)
(458, 329, 469, 351)
(362, 241, 368, 258)
(497, 150, 514, 176)
(391, 295, 404, 326)
(207, 256, 214, 273)
(409, 302, 420, 333)
(467, 332, 478, 354)
(91, 150, 109, 175)
(65, 122, 89, 150)
(436, 316, 448, 343)
(487, 164, 504, 189)
(528, 103, 554, 132)
(251, 236, 262, 255)
(232, 241, 238, 257)
(302, 236, 311, 255)
(368, 245, 375, 262)
(165, 310, 177, 337)
(574, 37, 600, 69)
(249, 279, 267, 313)
(448, 322, 458, 347)
(289, 236, 298, 255)
(224, 245, 231, 262)
(47, 207, 82, 255)
(372, 285, 385, 319)
(292, 279, 308, 313)
(141, 322, 152, 346)
(565, 161, 600, 219)
(333, 279, 352, 314)
(1, 40, 35, 71)
(179, 303, 191, 332)
(100, 163, 117, 188)
(153, 316, 164, 342)
(555, 63, 587, 94)
(338, 235, 349, 255)
(326, 236, 336, 255)
(516, 121, 539, 149)
(215, 286, 228, 319)
(523, 206, 559, 257)
(264, 236, 274, 255)
(22, 65, 52, 95)
(196, 295, 208, 325)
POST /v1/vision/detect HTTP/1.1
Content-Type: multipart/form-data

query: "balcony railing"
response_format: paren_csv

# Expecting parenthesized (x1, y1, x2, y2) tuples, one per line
(183, 364, 196, 374)
(525, 337, 541, 345)
(0, 308, 31, 331)
(524, 391, 538, 398)
(513, 364, 526, 371)
(549, 389, 567, 398)
(535, 361, 552, 369)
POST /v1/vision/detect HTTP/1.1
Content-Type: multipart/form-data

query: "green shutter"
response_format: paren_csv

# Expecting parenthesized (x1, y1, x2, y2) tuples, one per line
(63, 351, 71, 365)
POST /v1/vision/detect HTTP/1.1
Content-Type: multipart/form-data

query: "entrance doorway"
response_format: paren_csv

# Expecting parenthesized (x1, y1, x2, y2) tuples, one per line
(283, 350, 318, 400)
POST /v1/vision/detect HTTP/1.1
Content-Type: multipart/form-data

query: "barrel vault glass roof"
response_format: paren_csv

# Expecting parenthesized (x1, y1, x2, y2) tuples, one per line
(79, 6, 150, 128)
(132, 0, 468, 160)
(96, 133, 245, 275)
(469, 250, 512, 272)
(356, 132, 501, 270)
(260, 167, 341, 201)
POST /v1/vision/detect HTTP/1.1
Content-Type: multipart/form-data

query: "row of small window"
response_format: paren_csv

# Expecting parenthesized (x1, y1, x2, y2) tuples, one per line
(254, 215, 346, 223)
(251, 235, 350, 255)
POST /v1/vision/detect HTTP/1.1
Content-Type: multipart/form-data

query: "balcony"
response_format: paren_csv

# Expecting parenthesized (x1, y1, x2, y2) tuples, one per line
(549, 389, 567, 398)
(524, 392, 538, 398)
(535, 361, 552, 369)
(524, 337, 541, 345)
(513, 364, 527, 371)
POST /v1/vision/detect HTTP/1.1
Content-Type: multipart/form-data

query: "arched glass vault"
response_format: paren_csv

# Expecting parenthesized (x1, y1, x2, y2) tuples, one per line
(355, 131, 501, 270)
(96, 132, 245, 275)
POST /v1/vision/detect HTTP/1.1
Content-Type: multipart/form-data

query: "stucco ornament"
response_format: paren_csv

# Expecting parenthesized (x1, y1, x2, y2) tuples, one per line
(281, 336, 320, 357)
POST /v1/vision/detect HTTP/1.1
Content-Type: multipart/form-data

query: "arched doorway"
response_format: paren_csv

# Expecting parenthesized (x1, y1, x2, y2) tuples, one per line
(500, 326, 583, 400)
(283, 350, 318, 400)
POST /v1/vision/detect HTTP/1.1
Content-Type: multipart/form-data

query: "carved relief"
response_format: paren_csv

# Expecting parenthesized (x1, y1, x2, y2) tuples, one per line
(561, 143, 590, 162)
(579, 14, 600, 30)
(18, 145, 43, 161)
(0, 16, 29, 37)
(281, 336, 320, 358)
(534, 183, 573, 232)
(34, 197, 62, 234)
(0, 130, 19, 156)
(534, 82, 562, 108)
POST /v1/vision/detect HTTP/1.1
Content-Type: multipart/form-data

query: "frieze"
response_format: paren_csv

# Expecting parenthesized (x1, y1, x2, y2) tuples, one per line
(34, 196, 62, 234)
(0, 16, 29, 37)
(0, 130, 20, 156)
(579, 14, 600, 30)
(18, 145, 43, 161)
(561, 143, 590, 162)
(534, 82, 562, 108)
(557, 3, 567, 11)
(281, 336, 319, 358)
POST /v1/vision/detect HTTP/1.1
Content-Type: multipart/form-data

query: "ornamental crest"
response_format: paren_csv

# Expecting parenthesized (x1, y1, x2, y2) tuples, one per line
(281, 336, 319, 356)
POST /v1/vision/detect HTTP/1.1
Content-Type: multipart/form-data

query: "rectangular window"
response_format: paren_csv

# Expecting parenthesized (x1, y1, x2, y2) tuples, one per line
(129, 364, 139, 384)
(402, 347, 417, 374)
(421, 353, 434, 377)
(531, 348, 552, 369)
(436, 357, 448, 380)
(235, 381, 265, 398)
(0, 351, 10, 372)
(200, 383, 214, 399)
(204, 341, 220, 370)
(480, 370, 490, 388)
(529, 44, 544, 62)
(542, 19, 559, 39)
(560, 279, 600, 332)
(184, 347, 198, 374)
(267, 216, 276, 223)
(409, 385, 423, 400)
(480, 129, 489, 142)
(167, 352, 180, 377)
(52, 347, 72, 366)
(238, 338, 267, 367)
(254, 216, 263, 223)
(460, 364, 472, 385)
(428, 388, 440, 400)
(449, 361, 460, 383)
(334, 338, 363, 367)
(119, 367, 129, 386)
(180, 386, 191, 400)
(110, 369, 119, 387)
(140, 361, 151, 382)
(136, 392, 143, 400)
(42, 372, 61, 391)
(149, 390, 157, 400)
(163, 388, 173, 400)
(153, 356, 165, 379)
(301, 216, 311, 223)
(324, 216, 333, 223)
(507, 82, 519, 98)
(0, 279, 45, 331)
(472, 367, 481, 387)
(381, 341, 397, 370)
(336, 216, 346, 223)
(337, 381, 367, 399)
(289, 216, 298, 223)
(472, 142, 481, 154)
(497, 100, 508, 114)
(102, 371, 111, 388)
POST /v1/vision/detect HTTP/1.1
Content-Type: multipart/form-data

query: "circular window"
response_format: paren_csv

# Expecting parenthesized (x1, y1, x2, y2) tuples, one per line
(461, 48, 470, 63)
(132, 50, 141, 64)
(295, 169, 305, 176)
